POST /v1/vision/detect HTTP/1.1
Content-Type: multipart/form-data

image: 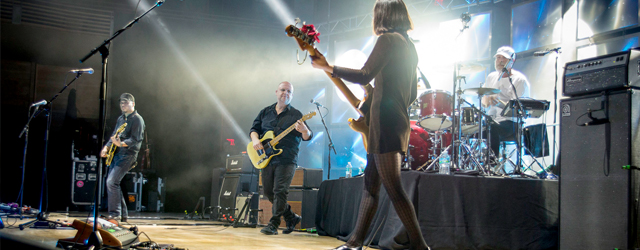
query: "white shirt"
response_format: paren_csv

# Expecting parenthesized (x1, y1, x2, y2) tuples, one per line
(484, 69, 530, 123)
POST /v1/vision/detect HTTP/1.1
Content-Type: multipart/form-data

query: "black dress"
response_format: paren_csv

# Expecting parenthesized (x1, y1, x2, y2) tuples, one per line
(333, 32, 418, 154)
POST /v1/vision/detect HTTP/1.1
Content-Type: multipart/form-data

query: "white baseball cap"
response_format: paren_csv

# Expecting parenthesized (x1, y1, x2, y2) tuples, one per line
(495, 46, 516, 60)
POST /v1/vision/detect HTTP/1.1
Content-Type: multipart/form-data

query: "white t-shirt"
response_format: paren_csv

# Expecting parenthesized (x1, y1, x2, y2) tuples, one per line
(484, 69, 530, 123)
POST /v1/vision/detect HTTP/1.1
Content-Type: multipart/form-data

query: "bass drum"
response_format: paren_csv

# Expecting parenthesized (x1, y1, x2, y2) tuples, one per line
(408, 121, 452, 170)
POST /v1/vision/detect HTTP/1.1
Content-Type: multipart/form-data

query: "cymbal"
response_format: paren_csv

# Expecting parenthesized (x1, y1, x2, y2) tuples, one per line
(463, 87, 501, 96)
(457, 62, 486, 75)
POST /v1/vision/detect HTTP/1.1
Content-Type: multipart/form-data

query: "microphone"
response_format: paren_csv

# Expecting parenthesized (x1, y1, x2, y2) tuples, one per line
(460, 12, 471, 23)
(534, 47, 561, 57)
(69, 68, 94, 74)
(30, 100, 48, 107)
(310, 99, 324, 108)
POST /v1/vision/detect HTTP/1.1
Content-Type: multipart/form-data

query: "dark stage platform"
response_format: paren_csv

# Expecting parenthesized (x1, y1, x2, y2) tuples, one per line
(315, 171, 559, 250)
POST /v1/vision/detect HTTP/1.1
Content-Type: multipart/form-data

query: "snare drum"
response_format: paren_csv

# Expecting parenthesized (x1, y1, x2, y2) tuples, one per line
(460, 107, 480, 135)
(418, 90, 453, 131)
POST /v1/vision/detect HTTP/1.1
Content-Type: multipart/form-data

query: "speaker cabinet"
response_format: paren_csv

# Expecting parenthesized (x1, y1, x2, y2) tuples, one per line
(218, 173, 258, 220)
(210, 168, 225, 220)
(559, 89, 640, 249)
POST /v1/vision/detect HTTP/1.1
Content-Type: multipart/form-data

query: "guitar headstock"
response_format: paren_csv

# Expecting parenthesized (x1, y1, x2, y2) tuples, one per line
(285, 24, 320, 56)
(117, 123, 127, 133)
(302, 111, 317, 121)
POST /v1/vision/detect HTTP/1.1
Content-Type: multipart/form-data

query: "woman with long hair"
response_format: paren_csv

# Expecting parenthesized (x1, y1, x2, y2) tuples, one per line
(311, 1, 429, 249)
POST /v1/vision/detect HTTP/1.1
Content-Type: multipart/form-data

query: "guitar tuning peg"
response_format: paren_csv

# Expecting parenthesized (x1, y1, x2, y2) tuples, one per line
(294, 18, 301, 26)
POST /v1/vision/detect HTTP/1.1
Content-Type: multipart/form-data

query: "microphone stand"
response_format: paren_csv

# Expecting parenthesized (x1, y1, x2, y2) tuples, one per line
(552, 51, 559, 166)
(315, 104, 336, 179)
(451, 17, 470, 170)
(18, 74, 86, 230)
(503, 69, 527, 177)
(79, 1, 164, 247)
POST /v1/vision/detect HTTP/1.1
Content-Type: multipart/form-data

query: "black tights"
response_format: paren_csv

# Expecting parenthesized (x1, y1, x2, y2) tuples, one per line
(345, 152, 428, 250)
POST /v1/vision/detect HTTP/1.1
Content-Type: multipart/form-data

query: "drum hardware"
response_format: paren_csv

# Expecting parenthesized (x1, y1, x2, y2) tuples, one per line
(500, 99, 550, 177)
(448, 84, 500, 175)
(402, 144, 415, 170)
(492, 141, 518, 175)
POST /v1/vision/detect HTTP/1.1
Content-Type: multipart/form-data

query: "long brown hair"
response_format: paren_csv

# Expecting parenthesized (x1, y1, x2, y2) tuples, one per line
(373, 0, 413, 35)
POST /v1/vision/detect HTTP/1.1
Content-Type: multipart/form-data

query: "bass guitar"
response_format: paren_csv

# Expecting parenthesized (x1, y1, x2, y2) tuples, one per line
(105, 123, 127, 166)
(247, 112, 316, 169)
(285, 24, 371, 150)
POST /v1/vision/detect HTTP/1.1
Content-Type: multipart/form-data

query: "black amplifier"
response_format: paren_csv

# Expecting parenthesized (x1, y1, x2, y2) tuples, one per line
(226, 154, 254, 174)
(563, 48, 640, 96)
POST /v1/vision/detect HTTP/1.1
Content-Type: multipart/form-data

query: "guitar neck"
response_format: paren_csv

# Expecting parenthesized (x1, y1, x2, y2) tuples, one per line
(269, 117, 310, 146)
(323, 71, 364, 116)
(306, 50, 365, 117)
(286, 24, 364, 117)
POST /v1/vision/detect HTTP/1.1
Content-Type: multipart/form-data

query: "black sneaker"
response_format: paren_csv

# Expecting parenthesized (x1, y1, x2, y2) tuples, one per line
(260, 224, 278, 235)
(121, 217, 128, 223)
(283, 214, 301, 234)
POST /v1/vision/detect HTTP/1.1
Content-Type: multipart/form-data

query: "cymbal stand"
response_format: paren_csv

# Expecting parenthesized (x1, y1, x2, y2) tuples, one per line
(454, 84, 490, 175)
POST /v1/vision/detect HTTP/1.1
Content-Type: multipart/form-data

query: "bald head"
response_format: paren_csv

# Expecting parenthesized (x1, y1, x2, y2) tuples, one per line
(275, 81, 294, 105)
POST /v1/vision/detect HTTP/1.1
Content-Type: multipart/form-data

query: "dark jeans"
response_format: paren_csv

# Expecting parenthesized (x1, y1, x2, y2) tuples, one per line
(489, 120, 518, 156)
(261, 162, 296, 227)
(106, 153, 136, 218)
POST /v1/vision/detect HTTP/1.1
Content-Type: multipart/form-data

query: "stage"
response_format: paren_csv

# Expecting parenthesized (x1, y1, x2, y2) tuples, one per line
(0, 212, 342, 250)
(315, 171, 559, 250)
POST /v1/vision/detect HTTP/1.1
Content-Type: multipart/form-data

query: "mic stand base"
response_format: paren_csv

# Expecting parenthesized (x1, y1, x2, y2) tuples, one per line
(18, 212, 66, 230)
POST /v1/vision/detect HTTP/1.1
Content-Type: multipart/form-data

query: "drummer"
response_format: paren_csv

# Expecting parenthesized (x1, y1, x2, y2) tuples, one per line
(481, 46, 530, 158)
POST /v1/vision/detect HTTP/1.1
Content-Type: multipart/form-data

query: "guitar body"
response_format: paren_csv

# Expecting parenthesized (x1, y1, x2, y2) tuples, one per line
(348, 117, 369, 150)
(247, 112, 316, 169)
(247, 131, 283, 169)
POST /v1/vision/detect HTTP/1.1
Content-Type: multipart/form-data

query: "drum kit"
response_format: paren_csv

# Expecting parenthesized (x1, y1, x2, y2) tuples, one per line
(406, 63, 515, 176)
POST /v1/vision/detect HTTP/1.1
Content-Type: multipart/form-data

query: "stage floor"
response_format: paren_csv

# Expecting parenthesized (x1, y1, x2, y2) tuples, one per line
(1, 211, 343, 249)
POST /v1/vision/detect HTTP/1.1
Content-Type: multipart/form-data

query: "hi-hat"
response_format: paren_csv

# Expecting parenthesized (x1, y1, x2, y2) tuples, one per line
(457, 62, 486, 75)
(463, 87, 501, 96)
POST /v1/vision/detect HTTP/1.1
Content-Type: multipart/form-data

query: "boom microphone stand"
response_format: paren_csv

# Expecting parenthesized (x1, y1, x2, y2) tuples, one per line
(18, 72, 89, 230)
(313, 102, 336, 179)
(79, 0, 165, 247)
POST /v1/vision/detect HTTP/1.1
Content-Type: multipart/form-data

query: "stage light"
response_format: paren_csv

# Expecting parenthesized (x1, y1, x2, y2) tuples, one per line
(264, 0, 295, 27)
(334, 49, 368, 103)
(127, 0, 249, 144)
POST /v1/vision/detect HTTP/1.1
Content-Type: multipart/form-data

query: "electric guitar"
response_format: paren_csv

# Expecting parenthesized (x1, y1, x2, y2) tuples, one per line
(247, 112, 316, 169)
(285, 24, 371, 151)
(105, 123, 127, 166)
